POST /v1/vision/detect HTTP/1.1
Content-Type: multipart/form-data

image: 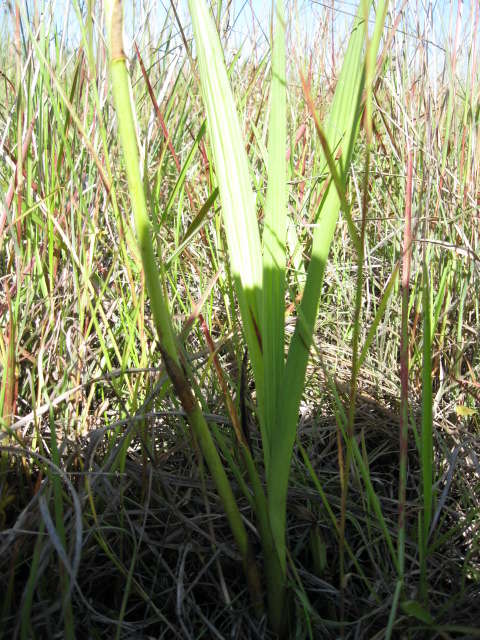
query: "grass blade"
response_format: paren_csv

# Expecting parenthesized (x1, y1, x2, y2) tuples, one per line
(358, 262, 400, 369)
(419, 262, 433, 601)
(262, 0, 287, 457)
(268, 2, 371, 572)
(398, 145, 414, 579)
(187, 0, 264, 430)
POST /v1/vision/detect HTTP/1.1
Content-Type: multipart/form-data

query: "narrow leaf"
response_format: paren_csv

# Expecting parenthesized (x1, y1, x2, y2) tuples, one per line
(262, 0, 287, 457)
(188, 0, 265, 426)
(268, 2, 372, 570)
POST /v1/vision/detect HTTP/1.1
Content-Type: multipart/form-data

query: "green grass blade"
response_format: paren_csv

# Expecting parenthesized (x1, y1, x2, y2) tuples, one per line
(47, 409, 75, 639)
(262, 0, 287, 456)
(358, 262, 400, 369)
(165, 188, 219, 269)
(419, 262, 433, 601)
(385, 580, 403, 640)
(298, 440, 380, 600)
(187, 0, 264, 426)
(161, 121, 207, 225)
(268, 2, 372, 571)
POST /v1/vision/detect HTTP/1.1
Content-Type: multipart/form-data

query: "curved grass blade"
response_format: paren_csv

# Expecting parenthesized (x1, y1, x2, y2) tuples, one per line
(187, 0, 265, 434)
(358, 261, 400, 369)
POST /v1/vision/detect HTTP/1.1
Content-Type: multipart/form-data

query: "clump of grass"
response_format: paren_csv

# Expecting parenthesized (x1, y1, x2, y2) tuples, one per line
(1, 1, 480, 638)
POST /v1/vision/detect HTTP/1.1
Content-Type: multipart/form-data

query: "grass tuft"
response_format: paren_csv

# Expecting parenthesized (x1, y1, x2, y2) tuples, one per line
(1, 1, 479, 637)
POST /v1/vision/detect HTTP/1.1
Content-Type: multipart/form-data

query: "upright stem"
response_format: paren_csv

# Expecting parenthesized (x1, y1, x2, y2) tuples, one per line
(399, 144, 414, 579)
(104, 0, 263, 614)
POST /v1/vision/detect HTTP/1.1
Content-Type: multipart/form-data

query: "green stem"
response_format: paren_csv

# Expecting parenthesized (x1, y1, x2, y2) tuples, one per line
(104, 0, 262, 614)
(398, 144, 414, 579)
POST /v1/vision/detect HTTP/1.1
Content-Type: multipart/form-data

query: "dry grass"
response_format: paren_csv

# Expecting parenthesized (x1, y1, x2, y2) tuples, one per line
(1, 0, 479, 637)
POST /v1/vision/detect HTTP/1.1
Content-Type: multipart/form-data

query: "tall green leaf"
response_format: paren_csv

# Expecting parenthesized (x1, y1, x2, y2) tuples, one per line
(262, 0, 287, 458)
(267, 2, 375, 570)
(187, 0, 265, 430)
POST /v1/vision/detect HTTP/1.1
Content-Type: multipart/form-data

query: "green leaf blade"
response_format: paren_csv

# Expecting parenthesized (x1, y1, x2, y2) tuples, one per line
(188, 0, 265, 425)
(267, 2, 374, 570)
(262, 0, 287, 455)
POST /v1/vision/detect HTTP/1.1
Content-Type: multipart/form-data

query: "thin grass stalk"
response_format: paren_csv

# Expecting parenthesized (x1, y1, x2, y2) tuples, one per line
(20, 521, 45, 640)
(432, 1, 461, 219)
(298, 441, 381, 602)
(357, 262, 400, 369)
(399, 142, 414, 580)
(441, 1, 462, 177)
(341, 0, 388, 613)
(319, 353, 399, 569)
(48, 408, 75, 639)
(14, 2, 23, 246)
(419, 262, 433, 602)
(104, 0, 263, 612)
(1, 295, 15, 428)
(1, 2, 24, 430)
(464, 3, 479, 202)
(199, 314, 250, 450)
(385, 580, 403, 640)
(340, 93, 369, 630)
(71, 0, 139, 307)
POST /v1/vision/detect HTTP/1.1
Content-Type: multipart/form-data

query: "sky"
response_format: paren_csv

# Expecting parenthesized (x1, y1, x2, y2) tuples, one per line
(1, 1, 477, 79)
(0, 1, 461, 43)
